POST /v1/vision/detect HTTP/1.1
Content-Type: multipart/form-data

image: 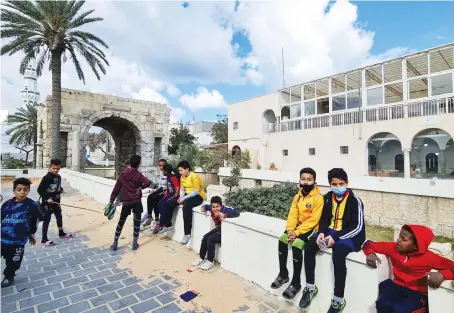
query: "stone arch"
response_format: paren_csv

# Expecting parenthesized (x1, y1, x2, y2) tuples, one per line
(80, 109, 150, 178)
(410, 128, 453, 178)
(367, 132, 403, 176)
(261, 109, 277, 133)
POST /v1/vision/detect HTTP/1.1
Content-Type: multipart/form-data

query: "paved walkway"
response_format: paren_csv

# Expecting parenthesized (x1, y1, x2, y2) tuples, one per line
(0, 185, 300, 313)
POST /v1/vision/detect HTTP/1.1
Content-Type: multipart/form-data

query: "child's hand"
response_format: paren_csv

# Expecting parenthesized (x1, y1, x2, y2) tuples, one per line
(29, 235, 36, 246)
(366, 253, 381, 268)
(325, 236, 335, 248)
(316, 233, 325, 245)
(287, 230, 296, 242)
(177, 197, 183, 204)
(47, 199, 54, 204)
(427, 271, 444, 289)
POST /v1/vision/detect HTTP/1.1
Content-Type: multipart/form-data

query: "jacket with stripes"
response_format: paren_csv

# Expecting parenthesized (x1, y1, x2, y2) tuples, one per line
(318, 189, 365, 251)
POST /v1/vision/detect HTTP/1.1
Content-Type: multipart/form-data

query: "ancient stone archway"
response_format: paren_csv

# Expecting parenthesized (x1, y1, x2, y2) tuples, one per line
(37, 89, 171, 178)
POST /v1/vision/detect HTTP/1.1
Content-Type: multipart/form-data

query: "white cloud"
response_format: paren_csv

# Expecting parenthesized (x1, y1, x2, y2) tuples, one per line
(179, 87, 227, 111)
(166, 84, 181, 97)
(169, 106, 185, 124)
(132, 87, 168, 104)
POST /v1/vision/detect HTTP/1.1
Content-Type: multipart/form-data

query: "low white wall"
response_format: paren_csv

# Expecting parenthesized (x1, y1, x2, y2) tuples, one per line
(84, 167, 116, 179)
(0, 168, 48, 179)
(60, 169, 454, 312)
(218, 167, 454, 199)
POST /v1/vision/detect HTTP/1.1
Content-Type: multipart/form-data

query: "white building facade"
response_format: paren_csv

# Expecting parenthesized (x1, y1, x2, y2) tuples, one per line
(170, 121, 215, 147)
(228, 43, 454, 181)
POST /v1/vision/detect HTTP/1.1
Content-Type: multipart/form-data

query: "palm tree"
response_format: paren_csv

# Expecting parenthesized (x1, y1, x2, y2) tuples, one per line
(5, 103, 38, 167)
(1, 0, 109, 160)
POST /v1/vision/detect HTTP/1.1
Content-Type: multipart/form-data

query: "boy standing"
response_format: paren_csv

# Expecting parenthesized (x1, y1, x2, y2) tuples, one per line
(1, 178, 42, 288)
(141, 159, 167, 231)
(300, 168, 365, 313)
(109, 155, 152, 251)
(363, 224, 454, 313)
(191, 196, 239, 270)
(38, 158, 73, 246)
(271, 168, 324, 300)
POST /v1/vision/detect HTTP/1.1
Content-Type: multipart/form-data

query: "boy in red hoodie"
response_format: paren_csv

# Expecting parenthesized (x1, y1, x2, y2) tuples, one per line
(363, 224, 454, 313)
(109, 155, 152, 251)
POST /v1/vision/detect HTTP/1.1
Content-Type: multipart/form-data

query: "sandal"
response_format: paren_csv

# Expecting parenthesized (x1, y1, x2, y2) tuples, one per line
(271, 276, 289, 289)
(282, 284, 301, 300)
(41, 241, 56, 246)
(59, 233, 74, 239)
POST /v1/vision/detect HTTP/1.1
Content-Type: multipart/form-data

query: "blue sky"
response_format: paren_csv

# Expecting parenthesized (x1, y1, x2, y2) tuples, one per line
(2, 1, 453, 126)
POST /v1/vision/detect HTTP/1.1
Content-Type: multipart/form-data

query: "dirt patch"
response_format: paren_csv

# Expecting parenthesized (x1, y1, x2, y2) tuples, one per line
(1, 177, 42, 186)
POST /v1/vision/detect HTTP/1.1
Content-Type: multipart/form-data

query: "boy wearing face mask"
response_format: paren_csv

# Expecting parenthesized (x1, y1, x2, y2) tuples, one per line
(299, 168, 365, 313)
(271, 168, 324, 300)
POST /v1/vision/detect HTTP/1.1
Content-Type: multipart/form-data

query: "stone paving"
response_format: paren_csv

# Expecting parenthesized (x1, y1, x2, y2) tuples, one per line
(1, 185, 301, 313)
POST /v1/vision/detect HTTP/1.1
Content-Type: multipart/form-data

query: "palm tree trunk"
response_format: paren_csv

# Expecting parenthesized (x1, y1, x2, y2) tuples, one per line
(25, 151, 30, 164)
(50, 51, 63, 161)
(33, 130, 37, 168)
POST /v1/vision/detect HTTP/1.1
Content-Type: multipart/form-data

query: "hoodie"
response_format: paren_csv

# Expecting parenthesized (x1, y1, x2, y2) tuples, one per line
(363, 224, 454, 295)
(110, 168, 152, 205)
(202, 204, 240, 228)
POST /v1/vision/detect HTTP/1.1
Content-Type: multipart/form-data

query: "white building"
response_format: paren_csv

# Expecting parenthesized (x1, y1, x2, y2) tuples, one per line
(170, 121, 215, 146)
(228, 43, 454, 180)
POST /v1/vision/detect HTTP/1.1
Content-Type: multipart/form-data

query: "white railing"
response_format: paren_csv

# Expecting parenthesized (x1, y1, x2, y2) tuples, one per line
(269, 96, 453, 132)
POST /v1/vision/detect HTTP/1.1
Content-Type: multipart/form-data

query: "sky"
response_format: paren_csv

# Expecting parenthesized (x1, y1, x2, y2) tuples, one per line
(1, 0, 454, 127)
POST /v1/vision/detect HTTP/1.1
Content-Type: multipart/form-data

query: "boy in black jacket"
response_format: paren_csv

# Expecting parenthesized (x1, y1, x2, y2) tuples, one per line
(299, 168, 365, 313)
(1, 178, 42, 288)
(37, 158, 73, 246)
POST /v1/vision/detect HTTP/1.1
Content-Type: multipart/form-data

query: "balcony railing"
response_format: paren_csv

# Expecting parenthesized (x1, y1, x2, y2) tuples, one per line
(269, 96, 453, 133)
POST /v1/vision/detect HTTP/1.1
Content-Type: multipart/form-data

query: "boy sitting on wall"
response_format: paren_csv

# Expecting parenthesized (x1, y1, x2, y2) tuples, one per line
(190, 196, 239, 271)
(270, 167, 324, 300)
(363, 224, 454, 313)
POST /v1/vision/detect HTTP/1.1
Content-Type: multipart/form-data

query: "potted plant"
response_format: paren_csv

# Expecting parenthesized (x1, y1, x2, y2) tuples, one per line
(269, 162, 277, 171)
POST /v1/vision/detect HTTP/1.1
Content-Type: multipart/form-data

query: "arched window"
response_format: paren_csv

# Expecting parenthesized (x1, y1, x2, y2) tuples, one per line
(394, 154, 404, 172)
(262, 110, 277, 133)
(281, 106, 290, 120)
(232, 145, 241, 157)
(410, 128, 453, 179)
(367, 132, 403, 177)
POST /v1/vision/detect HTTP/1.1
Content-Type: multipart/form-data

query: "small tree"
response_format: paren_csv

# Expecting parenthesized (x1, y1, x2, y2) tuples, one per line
(15, 145, 34, 164)
(211, 114, 228, 144)
(169, 123, 196, 155)
(222, 163, 241, 195)
(88, 130, 113, 160)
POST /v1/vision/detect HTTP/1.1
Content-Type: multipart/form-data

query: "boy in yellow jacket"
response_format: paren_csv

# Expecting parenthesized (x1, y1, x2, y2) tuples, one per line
(271, 167, 324, 300)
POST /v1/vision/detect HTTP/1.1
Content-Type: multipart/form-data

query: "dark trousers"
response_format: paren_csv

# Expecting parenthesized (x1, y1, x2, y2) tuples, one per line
(304, 235, 353, 298)
(115, 202, 143, 242)
(42, 204, 63, 241)
(159, 196, 179, 227)
(1, 243, 25, 280)
(182, 195, 203, 235)
(376, 279, 428, 313)
(200, 228, 221, 262)
(147, 192, 164, 220)
(278, 230, 313, 288)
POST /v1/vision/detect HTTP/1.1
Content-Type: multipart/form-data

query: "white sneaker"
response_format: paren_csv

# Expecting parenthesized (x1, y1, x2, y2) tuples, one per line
(191, 258, 205, 267)
(158, 226, 173, 235)
(140, 215, 150, 223)
(200, 260, 214, 271)
(180, 235, 191, 245)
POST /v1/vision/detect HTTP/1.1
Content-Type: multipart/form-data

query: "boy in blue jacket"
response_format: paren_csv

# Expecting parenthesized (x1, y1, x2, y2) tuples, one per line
(1, 178, 42, 288)
(191, 196, 239, 271)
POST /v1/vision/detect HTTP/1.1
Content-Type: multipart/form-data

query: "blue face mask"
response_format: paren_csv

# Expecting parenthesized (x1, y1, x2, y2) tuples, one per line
(331, 186, 347, 196)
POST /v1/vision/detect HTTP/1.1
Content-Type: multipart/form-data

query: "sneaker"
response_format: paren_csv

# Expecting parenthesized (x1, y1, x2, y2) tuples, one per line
(59, 233, 73, 238)
(111, 242, 118, 251)
(141, 215, 152, 223)
(158, 226, 173, 235)
(142, 218, 152, 227)
(152, 224, 161, 235)
(132, 242, 139, 251)
(200, 260, 214, 271)
(180, 235, 191, 245)
(327, 299, 346, 313)
(191, 258, 205, 267)
(1, 277, 14, 288)
(299, 286, 318, 309)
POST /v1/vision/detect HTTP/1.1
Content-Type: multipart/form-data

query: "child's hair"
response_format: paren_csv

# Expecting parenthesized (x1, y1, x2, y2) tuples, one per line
(13, 177, 32, 190)
(125, 160, 130, 166)
(210, 196, 222, 206)
(300, 167, 316, 181)
(129, 155, 141, 168)
(158, 159, 167, 164)
(162, 164, 174, 174)
(328, 168, 348, 183)
(177, 160, 191, 170)
(50, 158, 62, 166)
(402, 225, 418, 248)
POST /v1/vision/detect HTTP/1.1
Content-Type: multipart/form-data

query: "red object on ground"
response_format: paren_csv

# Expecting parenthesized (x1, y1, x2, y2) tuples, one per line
(186, 269, 193, 272)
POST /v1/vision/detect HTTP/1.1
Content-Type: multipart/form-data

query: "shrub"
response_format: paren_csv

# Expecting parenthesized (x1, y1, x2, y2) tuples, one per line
(225, 182, 298, 219)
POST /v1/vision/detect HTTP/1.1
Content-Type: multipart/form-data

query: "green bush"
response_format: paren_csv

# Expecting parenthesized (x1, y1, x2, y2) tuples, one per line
(225, 182, 298, 219)
(2, 158, 32, 169)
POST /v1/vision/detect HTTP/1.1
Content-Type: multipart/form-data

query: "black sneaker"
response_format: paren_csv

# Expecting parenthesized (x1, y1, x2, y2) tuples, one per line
(327, 299, 346, 313)
(299, 285, 318, 309)
(110, 242, 118, 251)
(1, 277, 14, 288)
(132, 241, 139, 251)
